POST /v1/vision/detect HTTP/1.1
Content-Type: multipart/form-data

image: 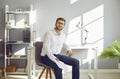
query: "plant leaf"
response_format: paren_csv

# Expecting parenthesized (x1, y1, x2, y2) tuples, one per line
(100, 40, 120, 59)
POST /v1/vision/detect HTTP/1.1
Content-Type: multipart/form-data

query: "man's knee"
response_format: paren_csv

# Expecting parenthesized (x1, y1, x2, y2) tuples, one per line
(74, 59, 80, 66)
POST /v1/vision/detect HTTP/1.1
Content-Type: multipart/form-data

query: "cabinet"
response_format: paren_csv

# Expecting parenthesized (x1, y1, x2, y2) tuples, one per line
(4, 5, 34, 78)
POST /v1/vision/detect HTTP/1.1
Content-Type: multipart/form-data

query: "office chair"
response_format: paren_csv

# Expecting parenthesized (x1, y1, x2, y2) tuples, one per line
(35, 42, 53, 79)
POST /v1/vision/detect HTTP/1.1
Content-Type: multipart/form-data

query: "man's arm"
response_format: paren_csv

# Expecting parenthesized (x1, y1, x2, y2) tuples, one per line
(63, 42, 72, 56)
(43, 32, 59, 62)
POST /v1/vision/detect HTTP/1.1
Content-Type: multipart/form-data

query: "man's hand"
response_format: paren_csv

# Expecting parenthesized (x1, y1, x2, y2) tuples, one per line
(66, 50, 72, 57)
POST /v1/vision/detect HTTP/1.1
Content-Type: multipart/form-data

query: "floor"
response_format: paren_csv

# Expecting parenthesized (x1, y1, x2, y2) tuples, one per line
(2, 71, 72, 79)
(2, 69, 120, 79)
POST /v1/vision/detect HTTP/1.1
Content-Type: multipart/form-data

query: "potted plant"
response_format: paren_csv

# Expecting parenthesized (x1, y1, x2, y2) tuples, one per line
(24, 21, 28, 27)
(100, 40, 120, 68)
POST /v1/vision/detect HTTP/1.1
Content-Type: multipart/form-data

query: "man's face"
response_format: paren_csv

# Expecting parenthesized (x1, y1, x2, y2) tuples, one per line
(55, 20, 65, 31)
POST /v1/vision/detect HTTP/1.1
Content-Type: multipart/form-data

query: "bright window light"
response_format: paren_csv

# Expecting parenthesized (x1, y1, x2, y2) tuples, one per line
(14, 47, 26, 55)
(70, 0, 79, 4)
(16, 19, 26, 28)
(67, 5, 104, 62)
(67, 16, 81, 46)
(83, 5, 104, 56)
(30, 10, 36, 25)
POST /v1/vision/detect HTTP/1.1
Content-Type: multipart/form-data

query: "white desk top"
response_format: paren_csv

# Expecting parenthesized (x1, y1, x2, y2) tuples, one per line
(70, 45, 95, 49)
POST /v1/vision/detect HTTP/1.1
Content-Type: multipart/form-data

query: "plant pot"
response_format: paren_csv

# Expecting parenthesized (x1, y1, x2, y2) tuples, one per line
(118, 63, 120, 69)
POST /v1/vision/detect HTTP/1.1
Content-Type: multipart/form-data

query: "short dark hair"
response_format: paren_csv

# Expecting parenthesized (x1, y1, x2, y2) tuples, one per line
(56, 17, 66, 23)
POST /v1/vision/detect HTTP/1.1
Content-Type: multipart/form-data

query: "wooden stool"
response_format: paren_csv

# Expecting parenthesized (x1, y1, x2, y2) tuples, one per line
(38, 67, 53, 79)
(35, 42, 54, 79)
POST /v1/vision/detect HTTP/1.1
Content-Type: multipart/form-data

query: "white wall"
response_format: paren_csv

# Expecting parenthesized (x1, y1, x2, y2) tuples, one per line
(0, 0, 120, 69)
(98, 0, 120, 69)
(104, 0, 120, 47)
(34, 0, 105, 41)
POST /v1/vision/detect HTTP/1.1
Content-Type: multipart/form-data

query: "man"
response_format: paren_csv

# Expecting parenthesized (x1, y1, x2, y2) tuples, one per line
(41, 17, 80, 79)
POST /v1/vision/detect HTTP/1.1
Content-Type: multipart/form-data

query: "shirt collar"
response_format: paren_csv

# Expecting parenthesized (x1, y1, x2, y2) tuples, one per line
(53, 29, 61, 36)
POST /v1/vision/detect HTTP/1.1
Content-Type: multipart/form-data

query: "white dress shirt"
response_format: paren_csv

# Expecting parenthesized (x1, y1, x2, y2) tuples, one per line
(41, 29, 71, 62)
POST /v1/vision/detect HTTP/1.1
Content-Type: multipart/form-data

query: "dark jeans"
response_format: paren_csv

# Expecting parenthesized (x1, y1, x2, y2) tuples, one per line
(41, 54, 80, 79)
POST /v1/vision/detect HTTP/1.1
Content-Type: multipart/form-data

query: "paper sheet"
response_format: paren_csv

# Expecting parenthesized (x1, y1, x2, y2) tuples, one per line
(55, 61, 71, 71)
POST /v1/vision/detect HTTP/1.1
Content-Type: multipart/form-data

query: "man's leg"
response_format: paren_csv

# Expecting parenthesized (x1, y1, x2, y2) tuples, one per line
(55, 54, 80, 79)
(41, 55, 62, 79)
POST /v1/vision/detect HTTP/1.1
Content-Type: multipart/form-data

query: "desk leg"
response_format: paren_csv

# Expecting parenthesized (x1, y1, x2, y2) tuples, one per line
(94, 47, 98, 79)
(88, 48, 94, 79)
(27, 47, 31, 79)
(88, 47, 98, 79)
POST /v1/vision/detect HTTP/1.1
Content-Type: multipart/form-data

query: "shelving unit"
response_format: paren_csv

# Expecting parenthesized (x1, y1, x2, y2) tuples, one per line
(4, 5, 34, 78)
(0, 40, 4, 77)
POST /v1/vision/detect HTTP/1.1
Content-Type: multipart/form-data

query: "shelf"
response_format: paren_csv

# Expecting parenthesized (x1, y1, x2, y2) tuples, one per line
(6, 72, 27, 75)
(6, 11, 30, 14)
(6, 68, 27, 75)
(6, 57, 27, 59)
(6, 42, 30, 45)
(6, 41, 30, 44)
(6, 26, 31, 29)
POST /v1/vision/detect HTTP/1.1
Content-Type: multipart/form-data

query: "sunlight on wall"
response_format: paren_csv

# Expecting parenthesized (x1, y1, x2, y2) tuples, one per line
(83, 5, 104, 56)
(14, 9, 36, 28)
(15, 10, 36, 28)
(14, 48, 26, 55)
(67, 16, 81, 46)
(12, 13, 30, 28)
(83, 5, 104, 45)
(16, 19, 26, 28)
(30, 10, 36, 25)
(36, 37, 42, 41)
(68, 5, 104, 64)
(70, 0, 79, 4)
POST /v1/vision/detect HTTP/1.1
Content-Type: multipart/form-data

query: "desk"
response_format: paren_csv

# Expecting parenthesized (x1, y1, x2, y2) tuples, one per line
(63, 46, 98, 79)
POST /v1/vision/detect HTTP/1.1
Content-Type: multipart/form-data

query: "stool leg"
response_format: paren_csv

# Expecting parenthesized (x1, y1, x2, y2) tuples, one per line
(38, 67, 46, 79)
(49, 68, 52, 79)
(46, 68, 49, 79)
